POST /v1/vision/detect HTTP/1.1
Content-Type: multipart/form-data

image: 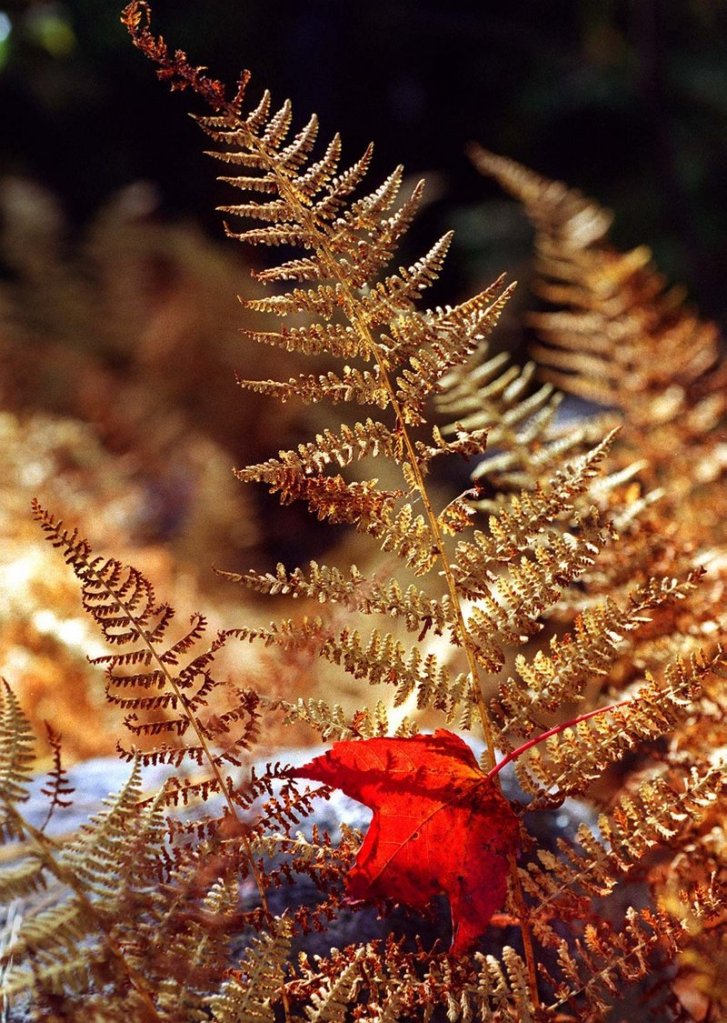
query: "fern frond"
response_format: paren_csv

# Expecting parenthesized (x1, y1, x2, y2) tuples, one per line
(453, 431, 615, 569)
(235, 469, 402, 530)
(466, 947, 534, 1022)
(206, 924, 291, 1022)
(497, 573, 703, 730)
(522, 767, 724, 914)
(39, 723, 75, 831)
(304, 945, 367, 1023)
(0, 855, 47, 902)
(235, 419, 404, 484)
(551, 907, 686, 1016)
(280, 696, 360, 741)
(460, 511, 613, 674)
(238, 364, 392, 413)
(515, 650, 718, 798)
(0, 681, 36, 836)
(118, 12, 727, 1020)
(221, 561, 450, 638)
(472, 147, 727, 504)
(1, 762, 163, 1010)
(319, 627, 469, 719)
(32, 502, 262, 800)
(61, 759, 146, 899)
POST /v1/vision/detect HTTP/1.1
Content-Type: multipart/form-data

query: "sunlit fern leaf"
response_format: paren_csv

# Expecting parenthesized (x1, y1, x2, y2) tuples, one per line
(0, 855, 47, 903)
(436, 352, 576, 491)
(522, 767, 724, 917)
(458, 512, 614, 674)
(551, 907, 686, 1016)
(514, 649, 721, 800)
(496, 573, 704, 732)
(318, 627, 469, 718)
(237, 365, 392, 413)
(471, 147, 727, 494)
(0, 681, 36, 838)
(452, 431, 616, 570)
(205, 923, 291, 1023)
(236, 472, 403, 530)
(463, 948, 534, 1022)
(32, 501, 262, 781)
(141, 873, 244, 1018)
(234, 419, 405, 484)
(221, 561, 451, 639)
(1, 762, 155, 1002)
(304, 945, 368, 1023)
(60, 760, 149, 899)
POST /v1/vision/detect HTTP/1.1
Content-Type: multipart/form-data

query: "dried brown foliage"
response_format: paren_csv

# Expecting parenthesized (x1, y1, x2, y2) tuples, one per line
(0, 4, 723, 1021)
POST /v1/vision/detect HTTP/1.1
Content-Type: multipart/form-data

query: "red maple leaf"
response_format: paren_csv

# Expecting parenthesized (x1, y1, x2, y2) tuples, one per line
(291, 705, 625, 955)
(292, 729, 517, 955)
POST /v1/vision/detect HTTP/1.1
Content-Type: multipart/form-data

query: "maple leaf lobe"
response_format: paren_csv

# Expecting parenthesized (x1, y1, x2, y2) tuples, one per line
(291, 729, 519, 955)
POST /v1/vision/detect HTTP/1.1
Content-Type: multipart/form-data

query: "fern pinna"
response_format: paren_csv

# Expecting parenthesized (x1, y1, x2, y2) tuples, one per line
(1, 2, 724, 1020)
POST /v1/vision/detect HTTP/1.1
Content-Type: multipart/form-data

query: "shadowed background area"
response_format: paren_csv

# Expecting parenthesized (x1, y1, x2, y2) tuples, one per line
(1, 0, 727, 315)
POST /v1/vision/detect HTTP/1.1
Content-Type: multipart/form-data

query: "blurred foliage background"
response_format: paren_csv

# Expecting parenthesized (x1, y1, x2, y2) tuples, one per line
(1, 0, 727, 757)
(1, 0, 727, 313)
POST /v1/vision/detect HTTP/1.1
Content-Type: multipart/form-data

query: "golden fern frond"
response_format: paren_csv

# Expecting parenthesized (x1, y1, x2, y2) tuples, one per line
(1, 762, 158, 1006)
(469, 147, 614, 250)
(436, 347, 612, 497)
(236, 471, 403, 530)
(0, 680, 35, 838)
(471, 147, 727, 498)
(135, 873, 244, 1019)
(497, 573, 703, 731)
(278, 695, 352, 740)
(222, 561, 450, 639)
(0, 855, 47, 903)
(452, 431, 615, 569)
(522, 767, 724, 915)
(32, 501, 262, 780)
(514, 649, 720, 798)
(60, 760, 161, 903)
(551, 907, 686, 1018)
(122, 3, 637, 785)
(438, 352, 557, 432)
(300, 946, 368, 1023)
(206, 924, 291, 1022)
(320, 628, 469, 720)
(235, 419, 404, 484)
(459, 510, 613, 668)
(458, 947, 533, 1022)
(238, 364, 393, 413)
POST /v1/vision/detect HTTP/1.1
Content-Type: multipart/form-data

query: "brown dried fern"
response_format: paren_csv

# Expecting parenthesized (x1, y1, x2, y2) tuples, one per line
(1, 5, 723, 1020)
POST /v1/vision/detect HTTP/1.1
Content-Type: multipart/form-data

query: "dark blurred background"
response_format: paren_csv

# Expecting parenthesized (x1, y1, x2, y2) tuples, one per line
(1, 0, 727, 315)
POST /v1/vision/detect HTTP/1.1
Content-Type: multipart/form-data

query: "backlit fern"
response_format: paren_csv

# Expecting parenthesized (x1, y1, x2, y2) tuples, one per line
(0, 3, 724, 1021)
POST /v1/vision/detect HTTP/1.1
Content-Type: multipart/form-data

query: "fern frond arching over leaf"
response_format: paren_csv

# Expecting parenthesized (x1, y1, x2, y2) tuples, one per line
(88, 7, 727, 1020)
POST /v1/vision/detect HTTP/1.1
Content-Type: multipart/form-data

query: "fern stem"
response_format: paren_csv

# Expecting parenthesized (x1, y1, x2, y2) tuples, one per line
(485, 700, 632, 781)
